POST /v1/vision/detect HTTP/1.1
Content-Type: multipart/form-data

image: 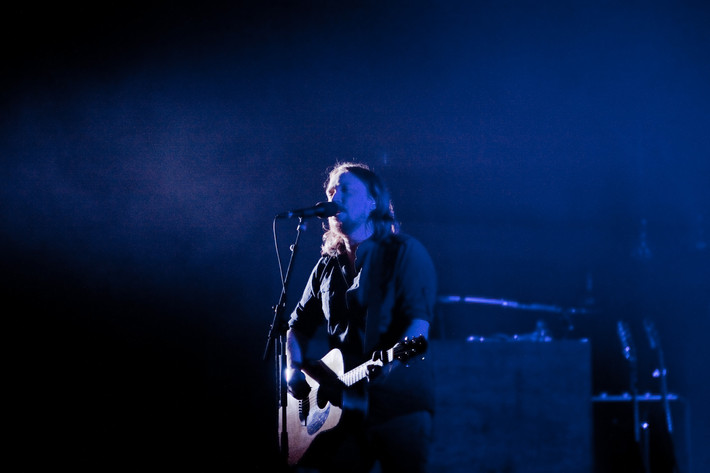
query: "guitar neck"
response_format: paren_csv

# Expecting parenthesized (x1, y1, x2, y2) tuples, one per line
(339, 346, 397, 386)
(340, 361, 375, 387)
(336, 336, 427, 387)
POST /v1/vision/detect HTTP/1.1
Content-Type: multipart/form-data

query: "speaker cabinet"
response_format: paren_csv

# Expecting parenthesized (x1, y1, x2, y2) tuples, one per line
(430, 339, 592, 473)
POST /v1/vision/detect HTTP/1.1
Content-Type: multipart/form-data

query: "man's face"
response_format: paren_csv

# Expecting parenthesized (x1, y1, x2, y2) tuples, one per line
(326, 171, 374, 235)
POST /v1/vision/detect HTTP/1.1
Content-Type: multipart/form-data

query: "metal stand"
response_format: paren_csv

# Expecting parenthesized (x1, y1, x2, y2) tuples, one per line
(617, 320, 649, 473)
(263, 217, 306, 469)
(644, 319, 682, 473)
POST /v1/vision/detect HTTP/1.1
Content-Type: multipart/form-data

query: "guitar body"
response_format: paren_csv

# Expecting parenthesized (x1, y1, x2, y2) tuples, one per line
(280, 348, 344, 466)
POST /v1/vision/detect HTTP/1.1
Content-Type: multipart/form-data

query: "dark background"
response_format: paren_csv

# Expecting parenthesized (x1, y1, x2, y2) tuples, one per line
(3, 1, 708, 471)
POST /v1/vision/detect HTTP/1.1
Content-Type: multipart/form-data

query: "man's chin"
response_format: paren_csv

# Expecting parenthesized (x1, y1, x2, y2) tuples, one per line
(330, 218, 355, 234)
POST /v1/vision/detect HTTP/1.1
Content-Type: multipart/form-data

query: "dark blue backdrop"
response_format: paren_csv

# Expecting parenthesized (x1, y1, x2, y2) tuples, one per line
(3, 1, 708, 471)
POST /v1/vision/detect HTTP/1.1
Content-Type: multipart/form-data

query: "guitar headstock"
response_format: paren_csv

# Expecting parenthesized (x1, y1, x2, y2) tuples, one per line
(392, 335, 428, 363)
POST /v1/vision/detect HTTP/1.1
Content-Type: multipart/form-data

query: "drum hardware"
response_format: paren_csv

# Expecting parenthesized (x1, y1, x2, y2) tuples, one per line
(438, 294, 593, 314)
(437, 294, 594, 337)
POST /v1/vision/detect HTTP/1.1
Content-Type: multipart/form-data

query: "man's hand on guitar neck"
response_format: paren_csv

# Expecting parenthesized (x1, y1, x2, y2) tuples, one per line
(367, 349, 399, 382)
(367, 350, 385, 381)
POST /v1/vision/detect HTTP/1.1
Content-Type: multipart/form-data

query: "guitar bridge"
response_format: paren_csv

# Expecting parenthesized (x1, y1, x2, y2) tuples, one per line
(299, 397, 310, 426)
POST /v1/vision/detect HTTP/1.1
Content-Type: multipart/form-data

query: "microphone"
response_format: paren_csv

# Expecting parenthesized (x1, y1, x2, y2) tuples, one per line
(276, 201, 340, 219)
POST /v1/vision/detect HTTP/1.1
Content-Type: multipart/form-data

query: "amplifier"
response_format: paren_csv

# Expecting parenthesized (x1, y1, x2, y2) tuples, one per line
(430, 339, 592, 473)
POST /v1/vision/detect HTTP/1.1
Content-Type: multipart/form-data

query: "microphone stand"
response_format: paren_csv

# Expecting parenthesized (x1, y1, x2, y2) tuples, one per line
(617, 320, 648, 473)
(644, 319, 681, 473)
(264, 217, 305, 468)
(634, 359, 651, 473)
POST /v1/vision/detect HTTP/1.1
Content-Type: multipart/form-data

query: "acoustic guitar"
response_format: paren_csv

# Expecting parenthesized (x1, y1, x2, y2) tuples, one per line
(279, 335, 428, 465)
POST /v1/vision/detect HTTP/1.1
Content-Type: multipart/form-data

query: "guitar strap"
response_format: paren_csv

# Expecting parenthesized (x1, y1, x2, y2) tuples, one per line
(363, 234, 402, 354)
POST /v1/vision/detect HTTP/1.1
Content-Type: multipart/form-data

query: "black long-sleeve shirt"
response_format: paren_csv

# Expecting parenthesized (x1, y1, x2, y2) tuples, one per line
(288, 232, 437, 421)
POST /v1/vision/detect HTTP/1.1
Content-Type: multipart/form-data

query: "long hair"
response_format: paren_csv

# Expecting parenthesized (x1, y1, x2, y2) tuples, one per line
(321, 162, 398, 256)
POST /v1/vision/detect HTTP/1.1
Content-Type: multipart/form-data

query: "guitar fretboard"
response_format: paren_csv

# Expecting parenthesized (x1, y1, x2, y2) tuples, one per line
(338, 342, 418, 386)
(339, 362, 375, 387)
(339, 346, 395, 386)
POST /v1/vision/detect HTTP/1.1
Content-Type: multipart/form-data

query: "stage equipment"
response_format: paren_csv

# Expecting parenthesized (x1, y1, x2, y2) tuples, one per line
(430, 338, 592, 473)
(436, 293, 594, 338)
